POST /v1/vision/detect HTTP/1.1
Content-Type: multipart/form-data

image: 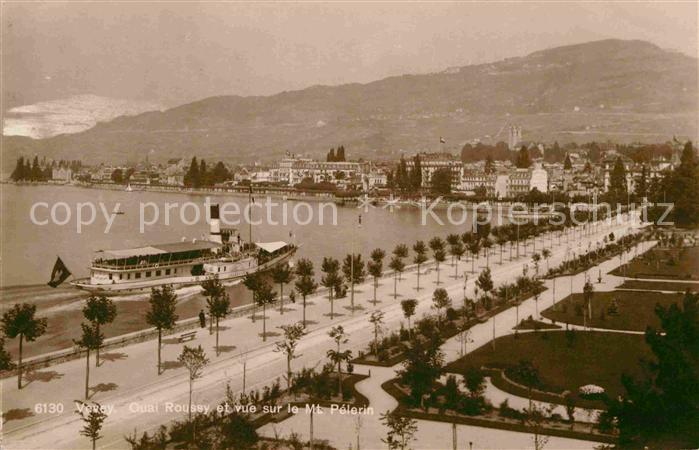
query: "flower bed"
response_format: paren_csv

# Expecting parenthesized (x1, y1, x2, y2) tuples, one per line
(513, 317, 562, 331)
(381, 378, 616, 444)
(351, 285, 547, 367)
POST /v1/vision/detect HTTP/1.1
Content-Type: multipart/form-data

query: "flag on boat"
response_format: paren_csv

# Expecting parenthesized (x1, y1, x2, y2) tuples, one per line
(47, 257, 71, 288)
(439, 137, 446, 144)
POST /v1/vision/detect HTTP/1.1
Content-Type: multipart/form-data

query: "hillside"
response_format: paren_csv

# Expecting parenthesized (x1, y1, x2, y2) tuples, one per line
(2, 39, 697, 167)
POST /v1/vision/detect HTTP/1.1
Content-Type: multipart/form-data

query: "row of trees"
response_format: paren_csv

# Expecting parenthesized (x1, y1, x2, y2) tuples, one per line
(184, 157, 233, 188)
(246, 213, 593, 340)
(385, 155, 454, 195)
(648, 141, 699, 226)
(386, 154, 422, 193)
(461, 139, 683, 167)
(9, 156, 53, 182)
(0, 294, 118, 402)
(132, 215, 629, 448)
(10, 157, 83, 182)
(326, 145, 347, 162)
(460, 141, 542, 164)
(110, 167, 135, 184)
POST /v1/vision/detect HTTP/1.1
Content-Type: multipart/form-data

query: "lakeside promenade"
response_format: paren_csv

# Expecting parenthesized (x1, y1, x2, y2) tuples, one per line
(258, 239, 653, 450)
(2, 216, 643, 449)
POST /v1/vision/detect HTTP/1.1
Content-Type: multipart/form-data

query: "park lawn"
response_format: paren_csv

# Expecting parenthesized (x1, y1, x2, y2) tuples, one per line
(611, 246, 699, 280)
(618, 279, 699, 292)
(446, 331, 652, 400)
(542, 290, 683, 331)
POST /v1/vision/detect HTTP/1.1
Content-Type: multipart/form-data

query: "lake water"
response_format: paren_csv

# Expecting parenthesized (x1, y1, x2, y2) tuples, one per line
(1, 184, 486, 287)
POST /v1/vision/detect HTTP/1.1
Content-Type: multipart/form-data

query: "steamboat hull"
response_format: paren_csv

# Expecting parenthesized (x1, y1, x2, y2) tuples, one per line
(70, 248, 296, 295)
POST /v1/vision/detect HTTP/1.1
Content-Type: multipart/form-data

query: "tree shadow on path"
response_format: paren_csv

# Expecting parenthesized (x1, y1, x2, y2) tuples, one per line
(2, 408, 34, 424)
(89, 382, 118, 399)
(259, 331, 281, 339)
(23, 369, 64, 387)
(160, 360, 184, 372)
(216, 345, 237, 354)
(99, 352, 128, 364)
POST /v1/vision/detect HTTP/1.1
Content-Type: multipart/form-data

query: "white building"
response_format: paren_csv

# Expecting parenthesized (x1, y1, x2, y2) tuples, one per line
(51, 167, 73, 182)
(530, 165, 549, 193)
(364, 170, 388, 190)
(272, 157, 365, 186)
(250, 170, 274, 184)
(406, 153, 463, 191)
(456, 165, 548, 199)
(508, 125, 522, 150)
(460, 172, 496, 196)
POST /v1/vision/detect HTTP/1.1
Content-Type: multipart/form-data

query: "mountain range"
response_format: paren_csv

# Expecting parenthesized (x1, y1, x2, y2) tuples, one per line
(2, 39, 697, 169)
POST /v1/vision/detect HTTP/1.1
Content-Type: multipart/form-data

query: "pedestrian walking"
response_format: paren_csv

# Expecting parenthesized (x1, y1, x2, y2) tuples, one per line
(199, 309, 206, 328)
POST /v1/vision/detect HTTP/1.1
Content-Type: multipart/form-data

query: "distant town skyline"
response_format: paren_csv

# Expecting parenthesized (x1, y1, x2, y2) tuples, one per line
(2, 2, 697, 111)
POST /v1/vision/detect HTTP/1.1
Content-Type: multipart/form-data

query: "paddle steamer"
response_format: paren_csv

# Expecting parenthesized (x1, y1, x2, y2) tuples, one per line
(71, 204, 297, 293)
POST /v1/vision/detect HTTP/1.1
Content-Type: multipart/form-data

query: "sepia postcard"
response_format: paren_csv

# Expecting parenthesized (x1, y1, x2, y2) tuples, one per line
(1, 2, 698, 449)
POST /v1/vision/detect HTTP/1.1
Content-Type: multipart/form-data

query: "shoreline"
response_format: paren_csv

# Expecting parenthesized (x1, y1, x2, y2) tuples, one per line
(2, 180, 623, 213)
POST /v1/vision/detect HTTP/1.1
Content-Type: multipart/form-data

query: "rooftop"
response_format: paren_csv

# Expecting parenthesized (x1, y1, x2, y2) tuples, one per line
(98, 240, 221, 259)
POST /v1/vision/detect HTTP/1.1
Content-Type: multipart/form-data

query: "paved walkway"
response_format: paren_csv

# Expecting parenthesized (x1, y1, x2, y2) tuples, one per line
(257, 219, 649, 449)
(2, 216, 643, 449)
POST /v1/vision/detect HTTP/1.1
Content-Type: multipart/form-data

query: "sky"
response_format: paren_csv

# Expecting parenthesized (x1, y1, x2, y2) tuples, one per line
(2, 1, 697, 111)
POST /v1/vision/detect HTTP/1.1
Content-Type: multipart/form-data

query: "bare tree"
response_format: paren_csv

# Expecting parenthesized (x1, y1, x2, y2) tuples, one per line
(237, 347, 250, 393)
(380, 410, 418, 450)
(525, 402, 554, 450)
(74, 401, 108, 450)
(354, 415, 363, 450)
(177, 345, 209, 422)
(74, 323, 104, 399)
(368, 311, 385, 355)
(412, 241, 428, 291)
(274, 323, 306, 389)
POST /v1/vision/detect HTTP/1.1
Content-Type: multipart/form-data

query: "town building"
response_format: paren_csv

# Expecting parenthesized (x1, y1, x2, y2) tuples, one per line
(51, 167, 73, 182)
(405, 153, 463, 191)
(460, 171, 497, 197)
(602, 157, 671, 195)
(506, 165, 549, 198)
(363, 170, 388, 190)
(508, 125, 522, 150)
(272, 157, 366, 186)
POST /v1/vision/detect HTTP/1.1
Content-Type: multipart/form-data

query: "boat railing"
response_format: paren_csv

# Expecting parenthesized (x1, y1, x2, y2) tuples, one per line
(91, 244, 296, 271)
(91, 255, 220, 271)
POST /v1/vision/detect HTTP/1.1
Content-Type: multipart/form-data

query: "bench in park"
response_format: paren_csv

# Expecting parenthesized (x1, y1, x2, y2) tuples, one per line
(178, 331, 197, 343)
